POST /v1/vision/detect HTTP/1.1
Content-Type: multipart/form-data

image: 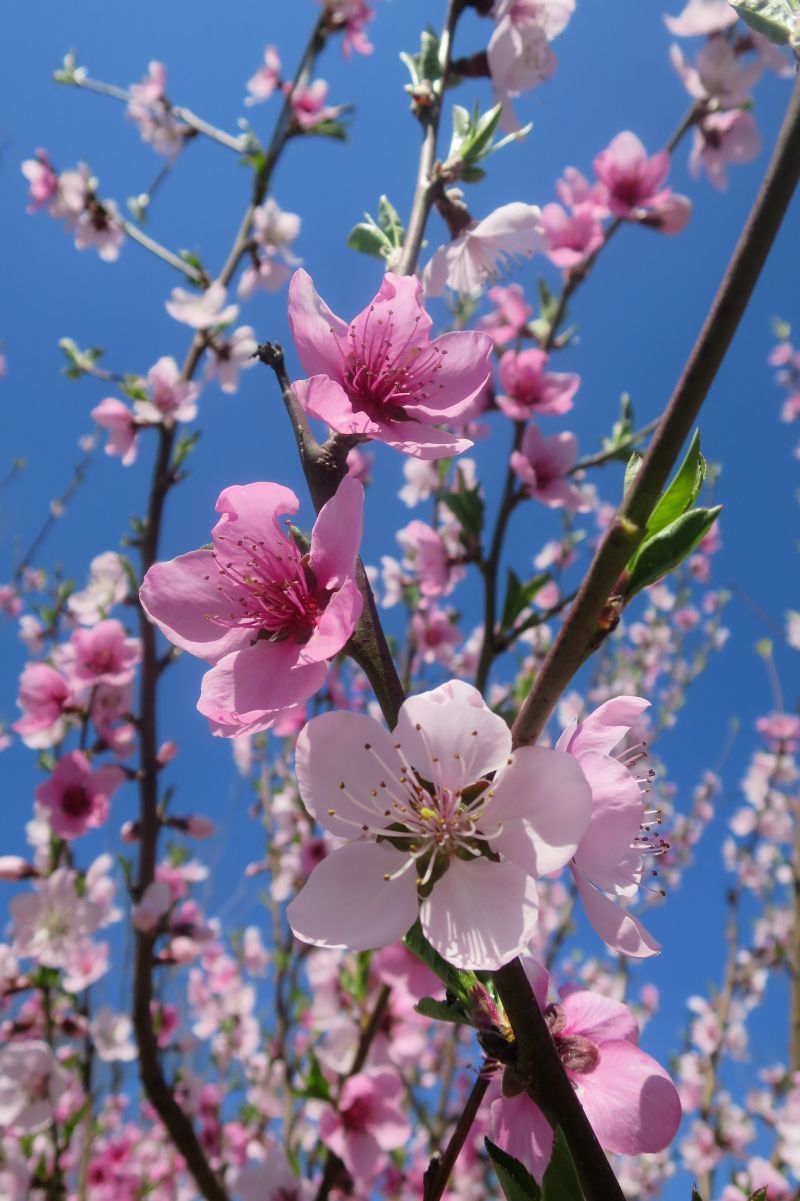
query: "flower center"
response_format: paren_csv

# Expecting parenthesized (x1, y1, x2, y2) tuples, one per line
(545, 1004, 600, 1074)
(338, 306, 447, 421)
(205, 530, 321, 643)
(61, 785, 92, 818)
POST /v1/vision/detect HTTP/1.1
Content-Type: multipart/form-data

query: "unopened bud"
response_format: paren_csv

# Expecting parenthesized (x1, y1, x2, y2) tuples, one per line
(157, 740, 178, 765)
(0, 856, 38, 881)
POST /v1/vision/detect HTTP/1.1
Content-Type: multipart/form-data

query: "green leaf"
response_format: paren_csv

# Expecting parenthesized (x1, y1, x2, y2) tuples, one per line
(747, 1190, 769, 1201)
(378, 195, 405, 248)
(625, 505, 722, 596)
(415, 996, 469, 1026)
(540, 1129, 581, 1201)
(646, 430, 705, 536)
(692, 1188, 705, 1201)
(293, 1050, 332, 1102)
(772, 316, 792, 340)
(304, 118, 348, 141)
(172, 430, 202, 472)
(441, 485, 484, 547)
(401, 27, 441, 88)
(730, 0, 798, 43)
(537, 278, 558, 324)
(501, 569, 550, 632)
(404, 920, 479, 1006)
(486, 1139, 541, 1201)
(624, 451, 643, 494)
(346, 221, 389, 259)
(602, 392, 635, 456)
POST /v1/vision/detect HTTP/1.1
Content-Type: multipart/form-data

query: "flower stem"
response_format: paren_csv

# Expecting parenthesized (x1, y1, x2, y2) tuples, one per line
(396, 0, 466, 277)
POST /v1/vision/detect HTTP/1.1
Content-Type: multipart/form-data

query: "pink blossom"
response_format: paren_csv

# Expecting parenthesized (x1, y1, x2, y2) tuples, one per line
(134, 356, 201, 425)
(321, 0, 375, 57)
(424, 203, 545, 298)
(346, 445, 373, 483)
(35, 751, 123, 839)
(140, 476, 364, 737)
(55, 618, 141, 691)
(397, 520, 460, 599)
(133, 880, 173, 933)
(127, 61, 184, 157)
(238, 199, 301, 298)
(496, 348, 579, 420)
(319, 1070, 412, 1179)
(490, 969, 681, 1180)
(21, 149, 58, 211)
(235, 1145, 312, 1201)
(670, 37, 762, 106)
(541, 202, 605, 269)
(756, 712, 800, 752)
(556, 166, 610, 217)
(91, 397, 139, 466)
(90, 1007, 138, 1062)
(245, 46, 282, 106)
(511, 425, 588, 510)
(12, 663, 73, 739)
(11, 867, 102, 967)
(557, 696, 661, 957)
(689, 110, 762, 190)
(488, 1, 574, 126)
(410, 605, 462, 667)
(165, 282, 239, 330)
(68, 551, 129, 625)
(288, 79, 339, 130)
(288, 269, 492, 459)
(0, 1041, 71, 1134)
(593, 132, 674, 219)
(478, 283, 533, 347)
(663, 0, 738, 37)
(287, 679, 591, 970)
(205, 326, 258, 393)
(74, 197, 126, 261)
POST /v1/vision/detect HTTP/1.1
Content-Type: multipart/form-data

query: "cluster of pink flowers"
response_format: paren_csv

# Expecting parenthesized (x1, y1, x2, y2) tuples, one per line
(21, 152, 126, 260)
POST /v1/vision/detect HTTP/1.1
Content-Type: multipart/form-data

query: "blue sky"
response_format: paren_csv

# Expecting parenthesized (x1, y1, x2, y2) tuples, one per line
(2, 1, 799, 1194)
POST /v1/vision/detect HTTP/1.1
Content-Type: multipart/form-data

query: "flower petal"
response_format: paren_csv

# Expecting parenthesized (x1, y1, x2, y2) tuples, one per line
(139, 551, 252, 662)
(288, 269, 350, 378)
(294, 375, 377, 437)
(421, 858, 538, 971)
(556, 697, 650, 756)
(406, 330, 493, 419)
(490, 1092, 554, 1185)
(559, 986, 639, 1045)
(299, 578, 363, 665)
(296, 709, 404, 837)
(309, 475, 364, 589)
(287, 842, 419, 951)
(573, 751, 645, 886)
(573, 869, 660, 958)
(395, 680, 511, 794)
(488, 746, 592, 875)
(376, 419, 473, 460)
(197, 641, 326, 737)
(573, 1039, 681, 1155)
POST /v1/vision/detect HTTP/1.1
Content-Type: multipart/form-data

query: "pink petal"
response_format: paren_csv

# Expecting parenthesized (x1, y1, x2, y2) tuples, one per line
(559, 987, 640, 1045)
(287, 269, 350, 379)
(406, 330, 493, 419)
(573, 869, 660, 958)
(296, 710, 403, 837)
(572, 1040, 681, 1155)
(287, 841, 419, 951)
(556, 696, 650, 756)
(377, 420, 473, 460)
(197, 641, 327, 736)
(490, 1092, 554, 1185)
(572, 752, 644, 885)
(421, 858, 539, 971)
(139, 551, 252, 662)
(212, 481, 298, 553)
(351, 273, 432, 365)
(300, 578, 363, 664)
(488, 746, 592, 875)
(395, 680, 511, 794)
(309, 475, 364, 589)
(294, 375, 376, 437)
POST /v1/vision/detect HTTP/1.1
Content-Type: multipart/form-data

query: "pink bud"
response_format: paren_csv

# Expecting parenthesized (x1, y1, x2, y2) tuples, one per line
(157, 740, 178, 765)
(183, 815, 216, 839)
(0, 856, 38, 881)
(120, 821, 141, 843)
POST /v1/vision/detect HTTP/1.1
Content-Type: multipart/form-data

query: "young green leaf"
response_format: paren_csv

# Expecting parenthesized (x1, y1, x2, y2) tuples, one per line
(625, 505, 722, 596)
(486, 1139, 542, 1201)
(646, 430, 706, 536)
